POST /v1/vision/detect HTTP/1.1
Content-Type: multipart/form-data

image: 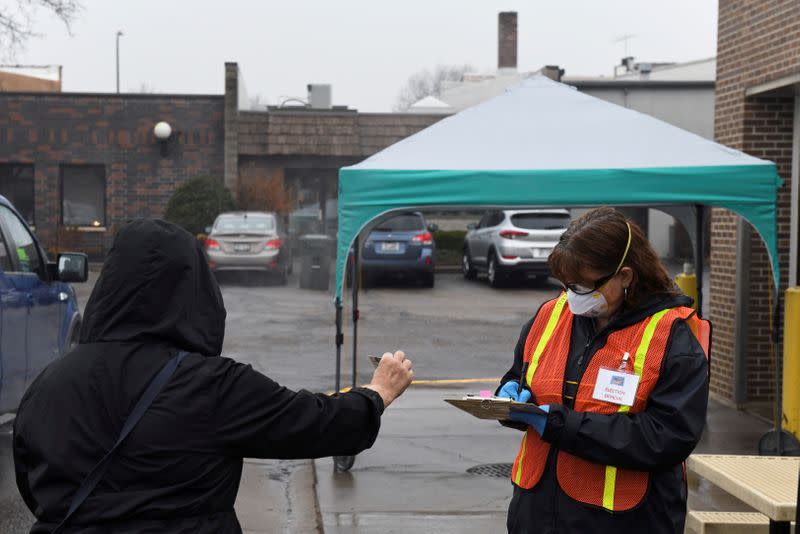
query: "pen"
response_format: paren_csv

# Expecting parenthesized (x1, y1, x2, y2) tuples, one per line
(519, 362, 528, 402)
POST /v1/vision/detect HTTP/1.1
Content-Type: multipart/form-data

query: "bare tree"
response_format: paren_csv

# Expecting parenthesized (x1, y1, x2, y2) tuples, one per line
(134, 82, 157, 94)
(249, 94, 267, 110)
(0, 0, 82, 59)
(395, 63, 472, 111)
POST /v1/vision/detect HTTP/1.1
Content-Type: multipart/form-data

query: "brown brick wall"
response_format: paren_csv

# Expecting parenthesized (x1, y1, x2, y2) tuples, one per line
(238, 111, 444, 157)
(0, 93, 224, 256)
(712, 0, 800, 402)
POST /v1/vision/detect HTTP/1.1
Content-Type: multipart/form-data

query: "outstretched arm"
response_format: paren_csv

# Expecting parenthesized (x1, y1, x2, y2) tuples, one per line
(213, 351, 413, 459)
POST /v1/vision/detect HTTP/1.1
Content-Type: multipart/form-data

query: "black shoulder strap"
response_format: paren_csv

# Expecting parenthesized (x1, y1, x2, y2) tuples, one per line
(52, 350, 190, 533)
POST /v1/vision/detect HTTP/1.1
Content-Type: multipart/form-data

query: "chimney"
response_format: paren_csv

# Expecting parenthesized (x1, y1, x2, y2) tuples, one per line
(541, 65, 563, 82)
(498, 11, 518, 73)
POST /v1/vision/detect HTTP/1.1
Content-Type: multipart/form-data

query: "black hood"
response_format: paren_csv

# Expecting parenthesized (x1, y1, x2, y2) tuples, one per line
(79, 219, 226, 356)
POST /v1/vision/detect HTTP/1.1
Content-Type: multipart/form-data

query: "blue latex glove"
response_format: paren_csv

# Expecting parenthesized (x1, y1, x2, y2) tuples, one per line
(509, 404, 551, 436)
(497, 381, 532, 403)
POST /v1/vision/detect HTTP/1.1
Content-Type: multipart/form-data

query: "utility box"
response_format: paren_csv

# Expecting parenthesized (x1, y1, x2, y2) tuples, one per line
(307, 84, 332, 109)
(298, 234, 333, 290)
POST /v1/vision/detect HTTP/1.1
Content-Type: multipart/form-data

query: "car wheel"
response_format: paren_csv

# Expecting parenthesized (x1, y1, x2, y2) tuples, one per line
(462, 247, 477, 280)
(487, 253, 502, 288)
(421, 272, 435, 288)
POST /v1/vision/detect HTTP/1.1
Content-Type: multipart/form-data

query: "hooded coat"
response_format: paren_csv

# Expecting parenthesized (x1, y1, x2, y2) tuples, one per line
(13, 219, 383, 533)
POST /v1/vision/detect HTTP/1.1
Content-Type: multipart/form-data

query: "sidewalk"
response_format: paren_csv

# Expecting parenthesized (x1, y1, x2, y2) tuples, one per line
(235, 459, 321, 534)
(314, 385, 773, 534)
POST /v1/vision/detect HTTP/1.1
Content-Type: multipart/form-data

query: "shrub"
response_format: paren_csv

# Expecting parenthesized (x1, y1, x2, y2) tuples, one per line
(433, 230, 466, 266)
(237, 166, 291, 215)
(433, 230, 466, 252)
(164, 176, 236, 235)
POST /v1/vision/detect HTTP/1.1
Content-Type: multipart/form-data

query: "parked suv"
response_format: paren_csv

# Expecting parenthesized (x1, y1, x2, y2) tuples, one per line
(361, 212, 438, 288)
(0, 195, 88, 414)
(205, 211, 292, 284)
(462, 209, 570, 287)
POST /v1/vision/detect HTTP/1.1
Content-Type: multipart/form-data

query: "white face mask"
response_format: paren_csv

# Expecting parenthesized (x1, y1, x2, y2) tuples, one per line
(566, 288, 609, 317)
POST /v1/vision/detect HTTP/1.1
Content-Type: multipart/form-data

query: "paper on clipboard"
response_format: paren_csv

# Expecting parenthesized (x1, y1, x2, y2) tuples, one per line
(444, 396, 547, 420)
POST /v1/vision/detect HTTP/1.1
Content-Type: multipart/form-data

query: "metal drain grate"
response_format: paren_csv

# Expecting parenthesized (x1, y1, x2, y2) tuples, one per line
(466, 463, 513, 478)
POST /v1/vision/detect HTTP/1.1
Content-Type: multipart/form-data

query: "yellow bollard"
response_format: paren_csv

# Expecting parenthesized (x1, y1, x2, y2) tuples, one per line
(675, 262, 698, 310)
(783, 287, 800, 438)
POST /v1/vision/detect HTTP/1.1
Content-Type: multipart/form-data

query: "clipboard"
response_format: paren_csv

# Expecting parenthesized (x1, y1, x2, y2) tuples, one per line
(444, 396, 547, 420)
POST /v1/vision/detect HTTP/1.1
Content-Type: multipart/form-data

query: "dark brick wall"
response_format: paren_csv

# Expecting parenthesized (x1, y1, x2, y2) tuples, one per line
(238, 110, 444, 157)
(0, 93, 224, 256)
(712, 0, 800, 402)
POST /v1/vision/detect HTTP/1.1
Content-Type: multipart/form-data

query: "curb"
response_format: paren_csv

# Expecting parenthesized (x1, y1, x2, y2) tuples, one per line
(288, 459, 324, 533)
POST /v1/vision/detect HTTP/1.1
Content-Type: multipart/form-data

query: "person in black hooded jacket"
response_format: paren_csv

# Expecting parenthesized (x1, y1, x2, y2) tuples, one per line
(13, 218, 413, 533)
(497, 208, 710, 534)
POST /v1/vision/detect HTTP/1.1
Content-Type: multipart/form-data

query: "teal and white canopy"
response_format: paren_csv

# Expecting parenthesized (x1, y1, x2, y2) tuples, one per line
(336, 76, 781, 300)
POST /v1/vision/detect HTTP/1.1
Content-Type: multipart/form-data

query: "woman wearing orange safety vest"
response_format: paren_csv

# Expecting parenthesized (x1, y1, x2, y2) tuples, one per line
(497, 207, 710, 534)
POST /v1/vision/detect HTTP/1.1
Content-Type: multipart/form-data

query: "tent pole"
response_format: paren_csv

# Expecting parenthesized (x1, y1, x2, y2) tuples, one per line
(695, 205, 705, 317)
(334, 297, 343, 394)
(352, 236, 360, 390)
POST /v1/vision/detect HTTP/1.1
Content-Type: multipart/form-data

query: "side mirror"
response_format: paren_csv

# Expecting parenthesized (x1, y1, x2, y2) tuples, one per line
(204, 226, 212, 234)
(57, 253, 89, 283)
(467, 223, 477, 231)
(427, 223, 439, 233)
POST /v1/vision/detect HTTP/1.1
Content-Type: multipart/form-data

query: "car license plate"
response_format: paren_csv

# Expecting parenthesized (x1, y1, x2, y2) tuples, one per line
(532, 248, 550, 258)
(234, 243, 250, 252)
(380, 242, 401, 253)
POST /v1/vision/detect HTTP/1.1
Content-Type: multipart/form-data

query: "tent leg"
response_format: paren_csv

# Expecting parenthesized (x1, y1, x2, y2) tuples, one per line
(335, 297, 343, 394)
(352, 236, 360, 390)
(695, 205, 705, 318)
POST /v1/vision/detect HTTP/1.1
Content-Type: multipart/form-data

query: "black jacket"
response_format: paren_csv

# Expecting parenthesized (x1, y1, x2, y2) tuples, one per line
(500, 293, 709, 534)
(13, 219, 384, 533)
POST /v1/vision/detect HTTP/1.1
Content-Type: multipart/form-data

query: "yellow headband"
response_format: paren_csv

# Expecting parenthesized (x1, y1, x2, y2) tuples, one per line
(613, 222, 632, 275)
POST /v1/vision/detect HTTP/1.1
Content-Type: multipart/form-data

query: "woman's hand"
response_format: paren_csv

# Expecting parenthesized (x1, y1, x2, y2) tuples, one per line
(498, 381, 531, 403)
(364, 351, 413, 409)
(509, 405, 550, 436)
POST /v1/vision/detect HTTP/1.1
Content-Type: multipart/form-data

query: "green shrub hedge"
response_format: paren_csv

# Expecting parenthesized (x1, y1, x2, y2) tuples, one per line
(164, 175, 236, 235)
(433, 230, 466, 265)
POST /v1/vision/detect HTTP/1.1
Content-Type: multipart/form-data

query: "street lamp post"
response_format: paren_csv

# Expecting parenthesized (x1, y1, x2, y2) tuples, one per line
(116, 30, 123, 93)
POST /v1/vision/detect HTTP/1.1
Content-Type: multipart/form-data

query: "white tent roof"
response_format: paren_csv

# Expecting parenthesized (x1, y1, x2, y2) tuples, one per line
(352, 75, 767, 172)
(409, 95, 452, 109)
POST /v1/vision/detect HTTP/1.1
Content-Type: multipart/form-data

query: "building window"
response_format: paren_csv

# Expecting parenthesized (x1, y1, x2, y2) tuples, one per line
(61, 165, 106, 227)
(0, 164, 34, 225)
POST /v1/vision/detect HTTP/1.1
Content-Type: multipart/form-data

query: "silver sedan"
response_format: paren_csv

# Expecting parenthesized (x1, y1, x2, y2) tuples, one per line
(205, 212, 291, 284)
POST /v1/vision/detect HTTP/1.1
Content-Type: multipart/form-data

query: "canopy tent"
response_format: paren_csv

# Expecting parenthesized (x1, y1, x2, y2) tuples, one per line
(329, 75, 786, 468)
(335, 75, 781, 301)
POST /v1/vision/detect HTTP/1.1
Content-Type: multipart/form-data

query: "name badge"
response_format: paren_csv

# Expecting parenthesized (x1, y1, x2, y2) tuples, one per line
(592, 367, 640, 407)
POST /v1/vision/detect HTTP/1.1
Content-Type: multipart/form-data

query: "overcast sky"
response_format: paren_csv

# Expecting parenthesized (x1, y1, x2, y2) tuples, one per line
(13, 0, 718, 112)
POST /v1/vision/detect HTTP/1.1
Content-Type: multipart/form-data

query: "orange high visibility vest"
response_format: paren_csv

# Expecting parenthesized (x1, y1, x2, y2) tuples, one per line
(510, 293, 710, 512)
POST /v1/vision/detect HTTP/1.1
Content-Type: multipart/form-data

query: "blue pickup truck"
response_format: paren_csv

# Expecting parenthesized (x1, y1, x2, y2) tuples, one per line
(0, 196, 88, 415)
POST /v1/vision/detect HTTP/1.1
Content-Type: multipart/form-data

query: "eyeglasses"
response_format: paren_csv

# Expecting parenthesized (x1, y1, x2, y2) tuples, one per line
(563, 271, 617, 295)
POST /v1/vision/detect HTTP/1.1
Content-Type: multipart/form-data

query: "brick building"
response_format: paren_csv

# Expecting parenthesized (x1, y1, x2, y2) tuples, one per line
(711, 1, 800, 409)
(0, 66, 62, 92)
(0, 63, 442, 256)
